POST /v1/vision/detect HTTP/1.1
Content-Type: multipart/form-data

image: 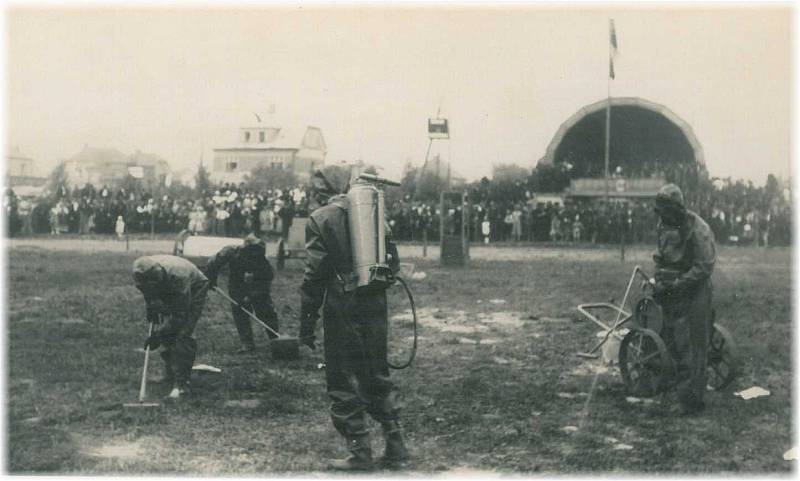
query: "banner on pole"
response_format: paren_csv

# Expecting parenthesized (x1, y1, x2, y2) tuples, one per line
(428, 118, 449, 139)
(609, 19, 619, 80)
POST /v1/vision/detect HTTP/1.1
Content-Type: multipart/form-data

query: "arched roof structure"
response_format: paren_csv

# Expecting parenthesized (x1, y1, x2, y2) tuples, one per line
(539, 97, 704, 168)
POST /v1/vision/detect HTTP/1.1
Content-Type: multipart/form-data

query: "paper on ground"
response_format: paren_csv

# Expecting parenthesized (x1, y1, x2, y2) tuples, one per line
(192, 364, 222, 373)
(734, 386, 770, 400)
(399, 262, 415, 278)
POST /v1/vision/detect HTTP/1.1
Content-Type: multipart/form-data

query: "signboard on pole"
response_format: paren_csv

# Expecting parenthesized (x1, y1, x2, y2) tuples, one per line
(428, 118, 449, 139)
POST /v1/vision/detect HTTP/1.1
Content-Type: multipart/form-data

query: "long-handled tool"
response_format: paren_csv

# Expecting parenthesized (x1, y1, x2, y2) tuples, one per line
(576, 265, 650, 359)
(124, 322, 161, 409)
(212, 287, 300, 360)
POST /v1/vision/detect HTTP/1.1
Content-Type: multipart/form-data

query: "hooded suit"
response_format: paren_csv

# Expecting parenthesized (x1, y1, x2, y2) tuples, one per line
(653, 184, 716, 412)
(132, 255, 210, 387)
(204, 234, 279, 348)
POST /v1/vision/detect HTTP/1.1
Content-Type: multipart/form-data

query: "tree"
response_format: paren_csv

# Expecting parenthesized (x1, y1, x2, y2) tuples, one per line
(46, 162, 70, 201)
(764, 173, 782, 209)
(485, 164, 530, 204)
(195, 162, 212, 196)
(530, 164, 570, 193)
(165, 180, 195, 200)
(246, 166, 298, 192)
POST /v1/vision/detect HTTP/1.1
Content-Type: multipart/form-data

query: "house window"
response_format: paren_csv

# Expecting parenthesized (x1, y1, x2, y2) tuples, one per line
(271, 161, 282, 170)
(227, 161, 238, 172)
(259, 131, 265, 142)
(244, 131, 251, 142)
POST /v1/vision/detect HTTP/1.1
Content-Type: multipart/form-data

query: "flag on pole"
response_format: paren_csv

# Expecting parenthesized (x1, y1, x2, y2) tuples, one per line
(609, 19, 618, 79)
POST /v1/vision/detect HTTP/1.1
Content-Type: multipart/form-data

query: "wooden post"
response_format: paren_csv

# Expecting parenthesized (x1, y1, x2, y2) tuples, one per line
(620, 209, 626, 262)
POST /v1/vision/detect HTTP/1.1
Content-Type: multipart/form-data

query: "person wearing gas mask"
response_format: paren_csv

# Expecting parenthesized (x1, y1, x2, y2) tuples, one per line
(133, 255, 210, 400)
(299, 168, 409, 471)
(651, 184, 716, 415)
(204, 234, 279, 353)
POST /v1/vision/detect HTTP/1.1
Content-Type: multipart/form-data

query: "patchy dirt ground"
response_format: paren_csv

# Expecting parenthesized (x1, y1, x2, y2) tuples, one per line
(5, 241, 793, 474)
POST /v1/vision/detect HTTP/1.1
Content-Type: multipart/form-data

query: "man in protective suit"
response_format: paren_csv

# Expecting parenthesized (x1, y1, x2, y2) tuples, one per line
(133, 255, 210, 399)
(204, 234, 279, 353)
(299, 169, 410, 471)
(652, 184, 716, 415)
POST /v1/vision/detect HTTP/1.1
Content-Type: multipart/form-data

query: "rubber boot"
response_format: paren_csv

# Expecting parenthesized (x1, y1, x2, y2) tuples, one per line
(158, 351, 175, 384)
(165, 380, 190, 401)
(328, 435, 375, 471)
(380, 421, 410, 466)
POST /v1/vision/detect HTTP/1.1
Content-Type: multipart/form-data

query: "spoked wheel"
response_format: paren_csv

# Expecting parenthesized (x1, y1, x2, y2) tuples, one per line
(633, 297, 663, 334)
(276, 239, 286, 271)
(619, 327, 675, 397)
(707, 323, 740, 390)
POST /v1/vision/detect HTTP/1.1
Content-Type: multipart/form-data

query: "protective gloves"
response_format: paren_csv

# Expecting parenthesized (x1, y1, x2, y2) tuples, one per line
(144, 332, 164, 351)
(653, 280, 675, 303)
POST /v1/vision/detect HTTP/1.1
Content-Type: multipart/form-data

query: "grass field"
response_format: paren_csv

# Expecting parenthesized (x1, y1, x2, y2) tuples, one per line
(5, 243, 794, 474)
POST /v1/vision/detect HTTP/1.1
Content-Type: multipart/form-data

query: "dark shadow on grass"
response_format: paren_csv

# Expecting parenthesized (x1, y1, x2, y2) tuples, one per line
(8, 422, 80, 472)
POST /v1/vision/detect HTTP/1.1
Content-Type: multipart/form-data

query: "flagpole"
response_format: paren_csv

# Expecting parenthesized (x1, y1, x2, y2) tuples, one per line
(604, 21, 612, 206)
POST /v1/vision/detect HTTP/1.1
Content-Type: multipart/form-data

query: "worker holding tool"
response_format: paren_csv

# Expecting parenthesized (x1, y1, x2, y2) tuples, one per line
(299, 168, 409, 472)
(133, 255, 210, 400)
(204, 234, 279, 353)
(651, 183, 716, 416)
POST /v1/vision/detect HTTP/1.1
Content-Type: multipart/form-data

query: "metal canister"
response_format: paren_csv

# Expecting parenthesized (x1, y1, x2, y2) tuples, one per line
(347, 180, 388, 288)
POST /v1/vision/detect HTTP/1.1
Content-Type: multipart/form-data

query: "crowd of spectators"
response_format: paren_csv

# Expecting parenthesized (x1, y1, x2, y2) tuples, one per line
(384, 192, 791, 247)
(384, 167, 792, 247)
(4, 167, 792, 248)
(4, 182, 314, 240)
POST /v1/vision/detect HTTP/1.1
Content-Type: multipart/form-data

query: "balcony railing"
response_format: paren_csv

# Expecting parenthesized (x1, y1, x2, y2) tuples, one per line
(567, 177, 667, 198)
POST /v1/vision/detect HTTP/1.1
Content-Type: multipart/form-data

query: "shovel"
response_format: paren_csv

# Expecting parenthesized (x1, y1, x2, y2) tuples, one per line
(212, 287, 300, 360)
(123, 322, 161, 409)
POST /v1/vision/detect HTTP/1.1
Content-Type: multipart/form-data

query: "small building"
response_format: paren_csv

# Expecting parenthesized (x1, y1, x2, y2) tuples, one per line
(7, 147, 35, 177)
(63, 145, 171, 190)
(6, 147, 46, 190)
(127, 150, 172, 190)
(212, 125, 327, 184)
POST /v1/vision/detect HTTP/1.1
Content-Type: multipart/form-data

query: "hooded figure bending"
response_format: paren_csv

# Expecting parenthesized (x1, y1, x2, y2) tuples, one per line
(652, 184, 716, 415)
(133, 255, 210, 400)
(204, 234, 279, 353)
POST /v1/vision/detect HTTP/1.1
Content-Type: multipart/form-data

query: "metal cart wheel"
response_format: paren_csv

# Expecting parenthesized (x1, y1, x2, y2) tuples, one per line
(276, 239, 286, 271)
(619, 327, 675, 397)
(633, 297, 663, 334)
(707, 323, 740, 391)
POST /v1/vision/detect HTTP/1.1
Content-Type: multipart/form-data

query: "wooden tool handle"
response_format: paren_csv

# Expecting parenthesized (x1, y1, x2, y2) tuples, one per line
(138, 322, 154, 402)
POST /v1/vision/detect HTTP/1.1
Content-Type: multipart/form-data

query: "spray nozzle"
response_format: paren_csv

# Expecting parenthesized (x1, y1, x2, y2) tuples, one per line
(357, 173, 401, 187)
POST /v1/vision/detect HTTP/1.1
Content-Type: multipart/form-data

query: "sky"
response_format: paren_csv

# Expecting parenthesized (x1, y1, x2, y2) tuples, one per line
(5, 5, 793, 185)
